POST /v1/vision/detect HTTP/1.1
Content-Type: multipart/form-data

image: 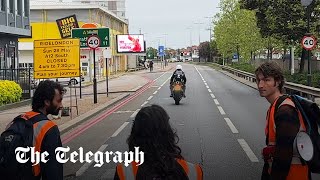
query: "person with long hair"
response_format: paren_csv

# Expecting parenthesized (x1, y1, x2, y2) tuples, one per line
(114, 105, 203, 180)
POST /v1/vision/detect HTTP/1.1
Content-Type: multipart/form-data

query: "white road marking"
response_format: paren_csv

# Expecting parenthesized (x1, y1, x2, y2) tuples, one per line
(111, 122, 130, 137)
(210, 93, 215, 98)
(113, 110, 135, 114)
(154, 71, 169, 82)
(238, 139, 259, 162)
(204, 81, 206, 83)
(224, 118, 239, 134)
(217, 106, 226, 115)
(130, 109, 140, 118)
(76, 144, 109, 176)
(208, 89, 212, 93)
(153, 91, 158, 95)
(204, 83, 208, 86)
(147, 96, 153, 100)
(214, 99, 220, 105)
(157, 87, 161, 90)
(141, 101, 148, 107)
(206, 85, 209, 89)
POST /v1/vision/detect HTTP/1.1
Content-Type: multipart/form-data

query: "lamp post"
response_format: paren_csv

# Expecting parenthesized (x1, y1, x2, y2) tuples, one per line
(205, 16, 214, 62)
(301, 0, 313, 86)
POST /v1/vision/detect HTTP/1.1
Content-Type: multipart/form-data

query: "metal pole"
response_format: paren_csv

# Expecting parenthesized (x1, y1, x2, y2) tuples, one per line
(209, 27, 212, 62)
(93, 49, 97, 103)
(307, 6, 312, 86)
(106, 58, 109, 97)
(291, 46, 295, 75)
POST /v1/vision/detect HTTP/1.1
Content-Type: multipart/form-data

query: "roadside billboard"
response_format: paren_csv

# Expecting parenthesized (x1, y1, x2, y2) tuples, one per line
(116, 34, 146, 53)
(33, 39, 80, 79)
(56, 15, 79, 38)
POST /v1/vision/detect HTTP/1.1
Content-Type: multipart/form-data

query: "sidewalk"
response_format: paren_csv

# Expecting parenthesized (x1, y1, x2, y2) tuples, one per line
(0, 62, 174, 133)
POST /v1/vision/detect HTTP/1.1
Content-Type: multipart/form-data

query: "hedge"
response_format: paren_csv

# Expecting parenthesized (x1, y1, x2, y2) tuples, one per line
(0, 80, 22, 106)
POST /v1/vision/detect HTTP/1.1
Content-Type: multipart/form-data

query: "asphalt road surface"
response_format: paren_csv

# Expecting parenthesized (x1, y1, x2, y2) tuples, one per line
(61, 63, 319, 180)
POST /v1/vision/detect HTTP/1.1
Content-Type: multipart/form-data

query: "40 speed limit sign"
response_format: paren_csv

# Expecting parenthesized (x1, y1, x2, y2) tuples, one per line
(87, 35, 101, 49)
(301, 36, 317, 50)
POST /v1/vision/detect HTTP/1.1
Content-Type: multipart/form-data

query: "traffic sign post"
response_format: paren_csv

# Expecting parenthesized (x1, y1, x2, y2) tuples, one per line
(301, 35, 316, 87)
(87, 35, 101, 104)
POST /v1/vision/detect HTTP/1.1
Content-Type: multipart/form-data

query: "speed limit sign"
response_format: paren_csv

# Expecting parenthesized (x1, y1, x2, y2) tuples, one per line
(301, 36, 317, 50)
(87, 35, 101, 49)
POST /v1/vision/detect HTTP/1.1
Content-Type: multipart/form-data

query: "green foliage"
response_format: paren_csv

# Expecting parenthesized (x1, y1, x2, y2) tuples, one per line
(214, 0, 265, 62)
(284, 71, 320, 88)
(0, 80, 22, 106)
(230, 63, 256, 73)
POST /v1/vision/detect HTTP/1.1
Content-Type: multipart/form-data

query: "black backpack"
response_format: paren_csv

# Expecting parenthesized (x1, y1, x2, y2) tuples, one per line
(0, 115, 36, 180)
(276, 94, 320, 173)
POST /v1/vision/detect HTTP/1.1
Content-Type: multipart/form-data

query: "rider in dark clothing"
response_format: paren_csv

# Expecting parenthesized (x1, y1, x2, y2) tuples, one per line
(170, 65, 186, 97)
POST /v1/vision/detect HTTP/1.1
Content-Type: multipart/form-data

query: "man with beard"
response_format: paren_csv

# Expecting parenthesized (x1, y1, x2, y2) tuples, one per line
(28, 80, 64, 180)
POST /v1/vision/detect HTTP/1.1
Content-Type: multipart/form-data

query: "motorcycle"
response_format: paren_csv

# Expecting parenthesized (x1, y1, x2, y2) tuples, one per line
(172, 81, 184, 105)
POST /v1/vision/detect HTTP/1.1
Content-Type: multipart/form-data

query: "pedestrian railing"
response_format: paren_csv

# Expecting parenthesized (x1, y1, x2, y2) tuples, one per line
(216, 64, 320, 102)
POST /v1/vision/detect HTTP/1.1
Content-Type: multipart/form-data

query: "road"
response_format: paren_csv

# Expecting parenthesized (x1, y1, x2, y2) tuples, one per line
(61, 63, 318, 180)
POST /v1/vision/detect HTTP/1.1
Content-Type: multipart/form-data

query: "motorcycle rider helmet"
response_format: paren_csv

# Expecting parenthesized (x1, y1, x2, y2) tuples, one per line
(176, 65, 182, 70)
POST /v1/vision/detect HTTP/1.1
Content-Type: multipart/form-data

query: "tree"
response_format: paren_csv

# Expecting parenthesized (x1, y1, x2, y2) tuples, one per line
(240, 0, 320, 72)
(214, 0, 264, 62)
(198, 42, 211, 61)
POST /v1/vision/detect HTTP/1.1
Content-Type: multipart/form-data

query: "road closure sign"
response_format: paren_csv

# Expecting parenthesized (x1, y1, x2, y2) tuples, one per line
(34, 39, 80, 79)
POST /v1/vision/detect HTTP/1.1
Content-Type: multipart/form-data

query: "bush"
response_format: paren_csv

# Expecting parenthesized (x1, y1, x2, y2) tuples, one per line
(230, 63, 256, 73)
(0, 80, 22, 106)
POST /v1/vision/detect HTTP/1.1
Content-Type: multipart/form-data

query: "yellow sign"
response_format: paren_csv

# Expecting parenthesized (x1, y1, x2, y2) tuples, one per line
(34, 39, 80, 79)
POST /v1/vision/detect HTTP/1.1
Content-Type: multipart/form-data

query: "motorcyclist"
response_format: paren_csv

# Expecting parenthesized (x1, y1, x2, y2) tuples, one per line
(170, 65, 186, 97)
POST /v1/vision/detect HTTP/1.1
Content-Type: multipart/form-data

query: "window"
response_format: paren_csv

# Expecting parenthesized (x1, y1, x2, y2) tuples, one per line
(9, 0, 14, 14)
(108, 1, 117, 11)
(24, 0, 29, 16)
(17, 0, 22, 15)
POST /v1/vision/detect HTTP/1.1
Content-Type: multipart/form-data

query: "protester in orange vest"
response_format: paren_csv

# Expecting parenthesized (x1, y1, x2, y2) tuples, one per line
(13, 80, 64, 180)
(255, 62, 310, 180)
(114, 105, 203, 180)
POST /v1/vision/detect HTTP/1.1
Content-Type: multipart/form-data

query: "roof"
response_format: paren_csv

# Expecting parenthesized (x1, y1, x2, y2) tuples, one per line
(30, 1, 127, 24)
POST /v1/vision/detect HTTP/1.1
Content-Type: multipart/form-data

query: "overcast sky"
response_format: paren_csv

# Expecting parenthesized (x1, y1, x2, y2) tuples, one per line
(126, 0, 220, 49)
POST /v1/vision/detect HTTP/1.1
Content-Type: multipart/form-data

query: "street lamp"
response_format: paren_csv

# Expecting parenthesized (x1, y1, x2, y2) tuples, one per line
(205, 16, 214, 62)
(301, 0, 313, 86)
(194, 22, 204, 46)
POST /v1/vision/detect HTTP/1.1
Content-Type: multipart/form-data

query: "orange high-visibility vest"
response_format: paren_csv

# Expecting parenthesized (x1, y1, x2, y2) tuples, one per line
(265, 97, 309, 180)
(20, 111, 57, 177)
(116, 159, 203, 180)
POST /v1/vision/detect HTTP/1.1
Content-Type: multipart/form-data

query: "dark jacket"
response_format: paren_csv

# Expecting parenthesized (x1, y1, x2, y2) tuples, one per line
(170, 70, 186, 84)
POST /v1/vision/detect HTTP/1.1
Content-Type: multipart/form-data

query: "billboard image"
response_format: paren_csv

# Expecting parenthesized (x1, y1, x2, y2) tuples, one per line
(56, 14, 79, 38)
(116, 34, 145, 53)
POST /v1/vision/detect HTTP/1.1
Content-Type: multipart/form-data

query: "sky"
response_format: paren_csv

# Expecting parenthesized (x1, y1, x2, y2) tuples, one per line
(126, 0, 220, 49)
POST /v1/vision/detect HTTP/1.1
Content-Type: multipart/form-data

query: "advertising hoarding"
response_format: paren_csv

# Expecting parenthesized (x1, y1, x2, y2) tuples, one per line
(116, 34, 145, 53)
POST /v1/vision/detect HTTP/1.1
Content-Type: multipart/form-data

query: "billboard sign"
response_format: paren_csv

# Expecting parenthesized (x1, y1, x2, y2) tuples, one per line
(116, 34, 145, 53)
(56, 15, 79, 38)
(33, 39, 80, 79)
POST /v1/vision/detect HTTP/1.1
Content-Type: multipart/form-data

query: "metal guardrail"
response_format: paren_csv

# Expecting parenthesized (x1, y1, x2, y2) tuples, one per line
(217, 64, 320, 102)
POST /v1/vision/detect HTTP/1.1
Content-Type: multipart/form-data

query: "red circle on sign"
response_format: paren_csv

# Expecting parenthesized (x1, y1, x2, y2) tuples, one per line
(87, 35, 101, 49)
(301, 36, 317, 50)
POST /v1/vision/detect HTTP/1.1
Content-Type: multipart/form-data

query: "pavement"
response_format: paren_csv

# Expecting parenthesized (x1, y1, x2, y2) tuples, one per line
(0, 63, 175, 133)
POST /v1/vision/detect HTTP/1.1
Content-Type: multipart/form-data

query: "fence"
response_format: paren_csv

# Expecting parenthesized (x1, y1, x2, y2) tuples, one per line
(0, 68, 33, 99)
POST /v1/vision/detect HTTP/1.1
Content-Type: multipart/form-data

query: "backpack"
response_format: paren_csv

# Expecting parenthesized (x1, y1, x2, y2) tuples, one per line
(276, 94, 320, 173)
(0, 114, 38, 180)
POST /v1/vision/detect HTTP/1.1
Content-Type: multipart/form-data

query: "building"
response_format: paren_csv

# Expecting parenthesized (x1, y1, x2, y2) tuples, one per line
(72, 0, 126, 20)
(0, 0, 31, 70)
(18, 1, 129, 81)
